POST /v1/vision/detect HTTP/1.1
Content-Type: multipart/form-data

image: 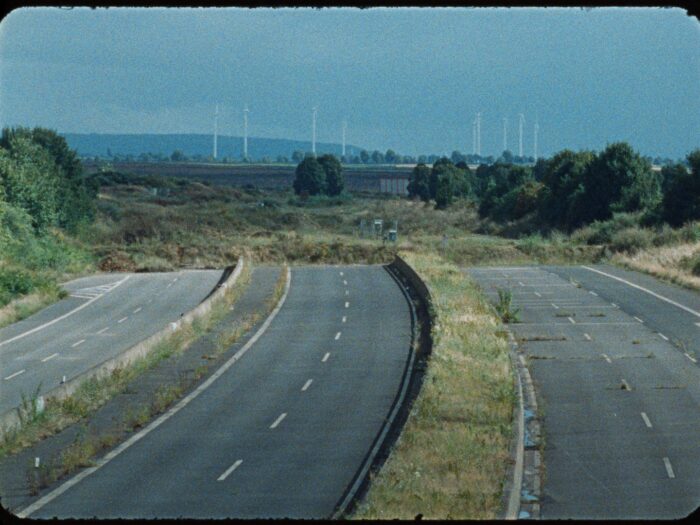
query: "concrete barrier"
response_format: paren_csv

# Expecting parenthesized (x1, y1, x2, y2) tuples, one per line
(1, 257, 245, 436)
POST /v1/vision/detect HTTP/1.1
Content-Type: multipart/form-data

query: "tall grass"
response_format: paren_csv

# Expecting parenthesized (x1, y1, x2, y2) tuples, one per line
(353, 252, 514, 519)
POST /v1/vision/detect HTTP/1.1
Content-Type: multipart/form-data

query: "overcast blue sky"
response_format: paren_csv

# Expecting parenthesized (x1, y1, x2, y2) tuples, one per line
(1, 7, 698, 158)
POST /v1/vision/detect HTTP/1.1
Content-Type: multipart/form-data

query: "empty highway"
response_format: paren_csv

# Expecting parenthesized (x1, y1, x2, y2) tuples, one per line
(468, 265, 700, 519)
(18, 265, 413, 519)
(0, 270, 223, 417)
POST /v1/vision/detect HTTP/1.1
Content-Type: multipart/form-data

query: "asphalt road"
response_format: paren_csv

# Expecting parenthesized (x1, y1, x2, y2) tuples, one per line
(467, 265, 700, 519)
(0, 270, 223, 417)
(22, 265, 412, 519)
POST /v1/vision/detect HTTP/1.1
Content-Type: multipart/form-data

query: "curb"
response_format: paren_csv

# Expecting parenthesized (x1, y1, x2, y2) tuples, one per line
(0, 257, 245, 437)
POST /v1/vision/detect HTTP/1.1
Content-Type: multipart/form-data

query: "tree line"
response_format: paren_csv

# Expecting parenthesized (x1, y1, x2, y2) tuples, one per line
(407, 142, 700, 229)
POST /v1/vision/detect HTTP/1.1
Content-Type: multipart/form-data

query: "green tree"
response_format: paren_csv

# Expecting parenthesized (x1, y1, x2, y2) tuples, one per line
(385, 149, 397, 164)
(317, 154, 344, 196)
(293, 157, 327, 196)
(407, 163, 431, 202)
(662, 149, 700, 226)
(171, 150, 186, 162)
(371, 150, 385, 164)
(360, 150, 370, 164)
(292, 150, 304, 163)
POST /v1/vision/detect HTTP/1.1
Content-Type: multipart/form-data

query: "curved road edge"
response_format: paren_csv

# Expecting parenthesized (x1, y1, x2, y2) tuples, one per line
(0, 257, 245, 437)
(333, 255, 433, 519)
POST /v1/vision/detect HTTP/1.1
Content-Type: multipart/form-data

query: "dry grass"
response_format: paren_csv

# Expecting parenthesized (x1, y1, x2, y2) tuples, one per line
(353, 252, 515, 519)
(613, 241, 700, 291)
(0, 288, 67, 329)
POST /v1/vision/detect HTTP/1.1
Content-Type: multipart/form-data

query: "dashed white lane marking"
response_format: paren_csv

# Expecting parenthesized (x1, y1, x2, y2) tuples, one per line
(345, 302, 349, 308)
(641, 412, 653, 428)
(0, 276, 132, 349)
(335, 332, 341, 340)
(685, 353, 697, 363)
(41, 353, 59, 362)
(172, 278, 178, 283)
(4, 369, 26, 380)
(584, 333, 592, 341)
(301, 379, 313, 391)
(217, 459, 242, 481)
(634, 316, 644, 323)
(621, 379, 631, 390)
(322, 352, 330, 362)
(343, 280, 347, 285)
(551, 303, 559, 310)
(133, 307, 142, 314)
(166, 282, 173, 288)
(339, 271, 343, 276)
(601, 354, 612, 363)
(342, 316, 347, 323)
(658, 333, 669, 341)
(97, 327, 109, 335)
(71, 339, 86, 348)
(345, 290, 349, 295)
(589, 290, 598, 296)
(534, 292, 542, 297)
(663, 457, 676, 479)
(118, 317, 128, 324)
(611, 303, 618, 308)
(518, 281, 525, 287)
(269, 413, 287, 429)
(568, 317, 576, 324)
(582, 265, 700, 319)
(695, 322, 700, 328)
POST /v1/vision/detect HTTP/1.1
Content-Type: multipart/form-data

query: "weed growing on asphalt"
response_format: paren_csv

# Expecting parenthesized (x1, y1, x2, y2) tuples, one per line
(495, 289, 520, 323)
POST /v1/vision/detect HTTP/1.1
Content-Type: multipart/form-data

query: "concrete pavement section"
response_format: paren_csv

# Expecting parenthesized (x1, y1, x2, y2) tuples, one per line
(467, 265, 700, 519)
(0, 270, 223, 418)
(19, 265, 412, 519)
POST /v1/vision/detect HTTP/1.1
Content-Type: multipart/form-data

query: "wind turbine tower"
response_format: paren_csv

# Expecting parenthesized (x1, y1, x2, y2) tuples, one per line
(476, 112, 482, 156)
(503, 117, 508, 152)
(312, 107, 318, 155)
(243, 105, 249, 159)
(342, 120, 347, 157)
(518, 113, 525, 158)
(213, 104, 219, 159)
(534, 117, 540, 160)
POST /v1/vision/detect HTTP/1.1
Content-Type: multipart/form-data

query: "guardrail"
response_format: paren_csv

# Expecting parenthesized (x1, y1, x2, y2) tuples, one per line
(0, 257, 245, 436)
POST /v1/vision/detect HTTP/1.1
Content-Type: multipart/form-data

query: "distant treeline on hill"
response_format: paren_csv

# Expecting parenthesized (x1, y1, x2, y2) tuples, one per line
(61, 133, 361, 163)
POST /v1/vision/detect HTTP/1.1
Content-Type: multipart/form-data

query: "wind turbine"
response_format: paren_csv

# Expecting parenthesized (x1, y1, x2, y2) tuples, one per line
(243, 105, 249, 159)
(213, 104, 219, 159)
(518, 113, 525, 158)
(312, 107, 317, 155)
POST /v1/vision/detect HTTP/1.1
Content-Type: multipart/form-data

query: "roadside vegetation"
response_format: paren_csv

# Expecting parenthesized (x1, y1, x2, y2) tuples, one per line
(353, 252, 514, 519)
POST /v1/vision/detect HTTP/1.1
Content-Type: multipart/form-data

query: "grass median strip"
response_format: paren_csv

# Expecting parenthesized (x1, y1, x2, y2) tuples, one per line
(353, 252, 515, 519)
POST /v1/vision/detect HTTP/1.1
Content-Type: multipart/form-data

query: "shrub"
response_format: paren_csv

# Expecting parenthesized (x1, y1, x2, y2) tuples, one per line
(608, 227, 655, 254)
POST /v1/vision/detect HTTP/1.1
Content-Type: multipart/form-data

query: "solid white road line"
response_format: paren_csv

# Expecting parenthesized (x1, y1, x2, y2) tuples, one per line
(641, 412, 653, 428)
(269, 413, 287, 429)
(342, 316, 346, 323)
(584, 333, 592, 341)
(634, 316, 644, 323)
(335, 332, 341, 340)
(568, 317, 576, 324)
(71, 339, 86, 348)
(685, 353, 697, 363)
(118, 317, 128, 324)
(301, 379, 313, 391)
(41, 353, 59, 362)
(133, 307, 142, 314)
(601, 354, 612, 363)
(217, 459, 242, 481)
(345, 302, 349, 308)
(96, 327, 110, 335)
(583, 265, 700, 319)
(4, 369, 25, 380)
(696, 322, 700, 328)
(551, 303, 559, 310)
(663, 457, 676, 479)
(322, 352, 330, 362)
(0, 276, 131, 349)
(659, 333, 669, 341)
(15, 267, 293, 520)
(589, 290, 598, 296)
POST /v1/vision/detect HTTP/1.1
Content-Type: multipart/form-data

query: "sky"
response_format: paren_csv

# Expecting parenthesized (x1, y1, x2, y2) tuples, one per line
(1, 6, 699, 158)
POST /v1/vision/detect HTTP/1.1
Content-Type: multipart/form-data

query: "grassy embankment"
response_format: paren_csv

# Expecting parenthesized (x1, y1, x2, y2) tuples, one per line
(353, 252, 514, 519)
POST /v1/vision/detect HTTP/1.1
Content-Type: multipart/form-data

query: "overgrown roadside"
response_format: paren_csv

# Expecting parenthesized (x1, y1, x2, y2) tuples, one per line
(352, 252, 515, 519)
(0, 265, 287, 513)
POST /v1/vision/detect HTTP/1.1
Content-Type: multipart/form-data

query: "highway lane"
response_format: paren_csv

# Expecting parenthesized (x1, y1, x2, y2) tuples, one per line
(467, 266, 700, 519)
(23, 265, 413, 519)
(0, 270, 223, 417)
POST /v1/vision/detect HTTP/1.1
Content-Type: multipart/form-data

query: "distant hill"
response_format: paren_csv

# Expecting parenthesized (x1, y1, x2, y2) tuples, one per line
(61, 133, 364, 160)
